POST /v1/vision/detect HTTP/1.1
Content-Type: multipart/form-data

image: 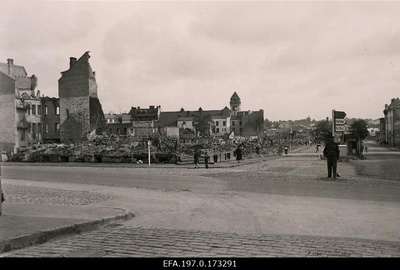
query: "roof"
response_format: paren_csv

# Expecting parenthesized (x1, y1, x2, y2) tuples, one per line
(0, 62, 27, 78)
(104, 114, 121, 119)
(230, 91, 241, 102)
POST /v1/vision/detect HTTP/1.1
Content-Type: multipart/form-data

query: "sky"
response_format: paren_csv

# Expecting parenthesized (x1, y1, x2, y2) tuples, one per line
(1, 0, 399, 121)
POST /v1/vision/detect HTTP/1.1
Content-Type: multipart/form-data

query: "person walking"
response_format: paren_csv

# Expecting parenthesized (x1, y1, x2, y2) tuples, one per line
(235, 145, 242, 163)
(204, 151, 209, 169)
(193, 150, 200, 169)
(284, 145, 288, 156)
(315, 143, 320, 153)
(323, 135, 340, 179)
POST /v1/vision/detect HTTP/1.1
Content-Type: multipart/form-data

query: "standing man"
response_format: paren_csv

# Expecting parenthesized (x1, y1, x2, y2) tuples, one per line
(235, 145, 242, 163)
(194, 149, 200, 169)
(204, 151, 209, 169)
(323, 135, 340, 179)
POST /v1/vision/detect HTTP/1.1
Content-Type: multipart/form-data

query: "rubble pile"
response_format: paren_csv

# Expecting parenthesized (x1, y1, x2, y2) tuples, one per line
(8, 135, 307, 163)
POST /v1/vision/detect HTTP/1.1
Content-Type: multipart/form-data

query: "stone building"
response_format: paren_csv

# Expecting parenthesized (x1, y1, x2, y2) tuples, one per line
(0, 59, 42, 152)
(383, 98, 400, 147)
(58, 52, 106, 143)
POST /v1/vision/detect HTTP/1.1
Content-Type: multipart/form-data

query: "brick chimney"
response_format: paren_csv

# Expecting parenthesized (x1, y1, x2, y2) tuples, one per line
(69, 57, 77, 68)
(7, 58, 13, 76)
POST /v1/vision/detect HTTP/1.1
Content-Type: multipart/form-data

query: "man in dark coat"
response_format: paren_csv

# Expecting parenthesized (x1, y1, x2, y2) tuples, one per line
(235, 145, 242, 163)
(204, 151, 209, 169)
(323, 136, 340, 179)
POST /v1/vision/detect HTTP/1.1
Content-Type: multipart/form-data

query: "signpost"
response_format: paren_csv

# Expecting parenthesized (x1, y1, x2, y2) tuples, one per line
(332, 110, 347, 140)
(147, 141, 151, 167)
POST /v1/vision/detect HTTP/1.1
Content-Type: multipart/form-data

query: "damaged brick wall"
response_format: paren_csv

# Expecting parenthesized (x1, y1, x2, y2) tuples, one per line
(241, 110, 264, 137)
(59, 52, 105, 143)
(89, 97, 106, 133)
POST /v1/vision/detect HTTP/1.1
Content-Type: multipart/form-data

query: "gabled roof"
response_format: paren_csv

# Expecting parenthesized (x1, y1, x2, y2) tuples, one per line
(0, 62, 27, 78)
(60, 51, 92, 78)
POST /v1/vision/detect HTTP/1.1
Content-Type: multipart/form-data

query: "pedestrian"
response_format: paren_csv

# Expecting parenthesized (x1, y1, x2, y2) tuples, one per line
(204, 151, 209, 169)
(284, 145, 288, 156)
(323, 135, 340, 179)
(315, 143, 320, 153)
(235, 145, 242, 163)
(365, 145, 368, 153)
(194, 150, 200, 169)
(278, 145, 283, 156)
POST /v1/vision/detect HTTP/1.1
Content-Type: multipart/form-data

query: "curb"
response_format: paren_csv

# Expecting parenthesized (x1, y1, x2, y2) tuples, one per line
(0, 211, 134, 254)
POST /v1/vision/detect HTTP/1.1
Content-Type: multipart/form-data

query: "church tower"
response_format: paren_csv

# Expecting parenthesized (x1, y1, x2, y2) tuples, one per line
(230, 92, 241, 116)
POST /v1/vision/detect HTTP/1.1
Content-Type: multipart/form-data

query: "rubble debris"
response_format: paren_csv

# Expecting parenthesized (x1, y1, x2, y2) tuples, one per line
(8, 134, 306, 164)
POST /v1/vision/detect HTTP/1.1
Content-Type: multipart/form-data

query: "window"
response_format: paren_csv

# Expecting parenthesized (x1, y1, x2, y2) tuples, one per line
(239, 121, 242, 126)
(32, 123, 36, 139)
(45, 124, 49, 133)
(124, 128, 127, 134)
(55, 123, 60, 133)
(232, 121, 235, 126)
(38, 105, 42, 116)
(32, 105, 36, 115)
(21, 130, 25, 141)
(216, 128, 219, 133)
(216, 121, 219, 126)
(55, 106, 59, 115)
(38, 123, 42, 134)
(45, 105, 48, 115)
(223, 121, 226, 126)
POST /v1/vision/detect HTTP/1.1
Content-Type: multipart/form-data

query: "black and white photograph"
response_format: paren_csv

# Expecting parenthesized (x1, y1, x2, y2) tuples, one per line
(0, 0, 399, 265)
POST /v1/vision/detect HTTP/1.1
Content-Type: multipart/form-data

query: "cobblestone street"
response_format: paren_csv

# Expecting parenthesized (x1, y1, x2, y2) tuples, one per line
(4, 225, 400, 257)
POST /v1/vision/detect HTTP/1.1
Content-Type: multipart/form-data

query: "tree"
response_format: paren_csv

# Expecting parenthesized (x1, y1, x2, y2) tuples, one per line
(193, 114, 214, 136)
(311, 120, 332, 144)
(349, 119, 369, 155)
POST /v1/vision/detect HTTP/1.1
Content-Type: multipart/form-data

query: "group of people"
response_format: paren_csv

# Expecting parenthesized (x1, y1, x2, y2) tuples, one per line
(193, 145, 243, 169)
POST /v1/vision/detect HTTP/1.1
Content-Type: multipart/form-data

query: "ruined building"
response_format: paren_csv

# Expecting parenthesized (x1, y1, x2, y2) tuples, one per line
(59, 52, 106, 143)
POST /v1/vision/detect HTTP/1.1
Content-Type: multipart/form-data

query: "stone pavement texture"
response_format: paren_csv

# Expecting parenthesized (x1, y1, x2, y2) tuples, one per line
(0, 144, 399, 258)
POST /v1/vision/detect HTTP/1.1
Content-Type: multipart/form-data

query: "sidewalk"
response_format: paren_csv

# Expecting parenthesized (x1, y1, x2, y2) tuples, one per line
(0, 194, 133, 253)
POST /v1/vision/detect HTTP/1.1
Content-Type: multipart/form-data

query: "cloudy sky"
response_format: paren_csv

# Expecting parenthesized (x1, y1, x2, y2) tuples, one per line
(1, 0, 399, 121)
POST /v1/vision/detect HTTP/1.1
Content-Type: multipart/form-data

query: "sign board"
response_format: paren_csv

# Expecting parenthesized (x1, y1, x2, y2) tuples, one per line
(334, 111, 346, 118)
(335, 125, 346, 132)
(335, 119, 346, 125)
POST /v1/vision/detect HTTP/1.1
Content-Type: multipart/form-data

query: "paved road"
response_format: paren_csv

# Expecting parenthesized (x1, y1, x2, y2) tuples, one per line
(1, 145, 399, 257)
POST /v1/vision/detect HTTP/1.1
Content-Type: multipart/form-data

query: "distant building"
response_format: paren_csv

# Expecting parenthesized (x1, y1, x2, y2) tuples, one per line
(128, 105, 161, 122)
(104, 113, 132, 136)
(41, 97, 60, 144)
(383, 98, 400, 146)
(58, 52, 106, 143)
(229, 92, 264, 137)
(156, 92, 264, 139)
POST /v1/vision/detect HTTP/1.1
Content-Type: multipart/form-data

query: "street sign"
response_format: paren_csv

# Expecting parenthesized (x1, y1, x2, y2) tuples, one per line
(335, 125, 346, 132)
(335, 119, 346, 125)
(334, 111, 346, 118)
